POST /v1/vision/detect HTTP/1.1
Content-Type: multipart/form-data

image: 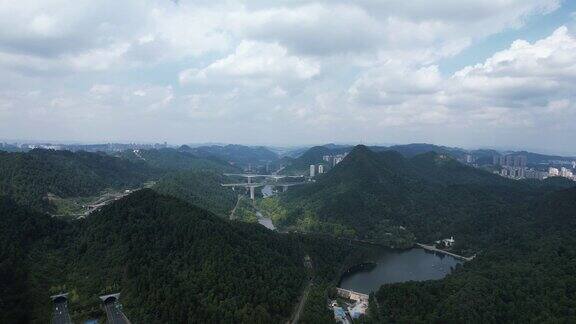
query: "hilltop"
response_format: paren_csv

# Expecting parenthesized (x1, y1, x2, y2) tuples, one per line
(278, 145, 572, 248)
(0, 149, 157, 212)
(0, 190, 309, 323)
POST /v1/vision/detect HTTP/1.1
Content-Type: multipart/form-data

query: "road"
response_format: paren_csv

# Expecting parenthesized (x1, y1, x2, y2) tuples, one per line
(290, 255, 314, 324)
(291, 280, 312, 324)
(52, 300, 72, 324)
(103, 301, 130, 324)
(229, 195, 242, 220)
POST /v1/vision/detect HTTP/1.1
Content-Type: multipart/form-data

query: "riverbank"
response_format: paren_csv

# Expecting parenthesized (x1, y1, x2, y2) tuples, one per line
(416, 243, 476, 262)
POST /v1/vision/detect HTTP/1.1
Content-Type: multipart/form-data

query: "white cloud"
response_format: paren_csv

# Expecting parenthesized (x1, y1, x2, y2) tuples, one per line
(346, 26, 576, 136)
(1, 0, 575, 151)
(179, 41, 320, 87)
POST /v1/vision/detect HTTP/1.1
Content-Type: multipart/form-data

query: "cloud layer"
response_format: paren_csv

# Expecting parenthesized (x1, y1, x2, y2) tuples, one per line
(1, 0, 574, 153)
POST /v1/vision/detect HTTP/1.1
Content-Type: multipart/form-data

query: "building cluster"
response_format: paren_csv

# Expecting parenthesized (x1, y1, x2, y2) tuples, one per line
(549, 167, 574, 179)
(458, 154, 476, 165)
(493, 154, 576, 181)
(493, 154, 527, 179)
(309, 164, 325, 177)
(435, 236, 455, 248)
(332, 288, 369, 322)
(323, 153, 348, 166)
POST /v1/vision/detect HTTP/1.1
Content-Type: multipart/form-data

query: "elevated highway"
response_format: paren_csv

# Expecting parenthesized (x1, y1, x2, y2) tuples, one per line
(222, 173, 309, 199)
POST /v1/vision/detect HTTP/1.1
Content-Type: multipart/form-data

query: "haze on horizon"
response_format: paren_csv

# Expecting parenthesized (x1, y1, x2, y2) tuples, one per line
(1, 1, 576, 154)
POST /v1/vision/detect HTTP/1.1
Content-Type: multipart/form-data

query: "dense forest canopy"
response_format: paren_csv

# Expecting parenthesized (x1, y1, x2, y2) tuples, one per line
(180, 144, 279, 169)
(366, 187, 576, 323)
(152, 169, 237, 217)
(0, 190, 311, 323)
(0, 149, 157, 212)
(116, 147, 238, 173)
(277, 145, 575, 250)
(2, 144, 576, 323)
(281, 145, 350, 175)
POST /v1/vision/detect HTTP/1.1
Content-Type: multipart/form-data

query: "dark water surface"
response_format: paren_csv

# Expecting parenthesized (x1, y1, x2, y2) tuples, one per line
(339, 248, 462, 294)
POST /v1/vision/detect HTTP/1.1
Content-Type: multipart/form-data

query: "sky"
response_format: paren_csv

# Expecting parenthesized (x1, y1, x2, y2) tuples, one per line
(1, 0, 576, 154)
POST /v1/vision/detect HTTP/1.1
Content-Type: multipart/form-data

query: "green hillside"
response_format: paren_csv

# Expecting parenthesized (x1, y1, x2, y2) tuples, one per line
(0, 149, 157, 212)
(279, 145, 573, 249)
(281, 145, 350, 175)
(0, 190, 309, 323)
(182, 144, 279, 169)
(367, 187, 576, 323)
(117, 147, 237, 172)
(153, 170, 236, 217)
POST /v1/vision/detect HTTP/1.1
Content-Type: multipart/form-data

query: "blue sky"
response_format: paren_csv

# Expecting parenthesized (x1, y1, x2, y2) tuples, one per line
(441, 0, 576, 74)
(1, 0, 576, 155)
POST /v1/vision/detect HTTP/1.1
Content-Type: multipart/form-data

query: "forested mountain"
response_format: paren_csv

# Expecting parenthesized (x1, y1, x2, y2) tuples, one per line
(278, 145, 574, 249)
(367, 187, 576, 323)
(153, 170, 236, 217)
(181, 144, 279, 169)
(281, 145, 351, 175)
(0, 149, 156, 212)
(0, 190, 312, 323)
(117, 147, 237, 172)
(368, 143, 576, 166)
(371, 143, 467, 159)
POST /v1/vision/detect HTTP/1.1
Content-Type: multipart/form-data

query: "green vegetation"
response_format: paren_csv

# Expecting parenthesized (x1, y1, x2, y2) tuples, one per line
(365, 187, 576, 323)
(153, 170, 236, 217)
(117, 147, 237, 172)
(256, 197, 289, 226)
(181, 144, 279, 169)
(4, 144, 576, 323)
(294, 234, 380, 323)
(0, 190, 309, 323)
(0, 149, 156, 213)
(234, 196, 259, 223)
(281, 145, 347, 175)
(278, 145, 573, 250)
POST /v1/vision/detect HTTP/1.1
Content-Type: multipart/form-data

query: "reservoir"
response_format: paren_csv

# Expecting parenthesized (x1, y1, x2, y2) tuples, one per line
(339, 248, 462, 294)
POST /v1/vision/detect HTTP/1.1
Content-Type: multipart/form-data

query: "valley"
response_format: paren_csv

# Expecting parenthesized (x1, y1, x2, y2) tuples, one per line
(1, 143, 575, 323)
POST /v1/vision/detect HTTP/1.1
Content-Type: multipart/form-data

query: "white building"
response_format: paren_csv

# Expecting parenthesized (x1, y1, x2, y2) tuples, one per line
(525, 169, 548, 180)
(560, 167, 573, 179)
(436, 236, 455, 247)
(318, 164, 324, 174)
(549, 167, 559, 177)
(309, 164, 315, 177)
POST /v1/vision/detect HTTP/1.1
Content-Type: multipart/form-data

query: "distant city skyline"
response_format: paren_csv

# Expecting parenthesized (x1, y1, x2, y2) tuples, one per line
(1, 1, 576, 154)
(3, 138, 576, 157)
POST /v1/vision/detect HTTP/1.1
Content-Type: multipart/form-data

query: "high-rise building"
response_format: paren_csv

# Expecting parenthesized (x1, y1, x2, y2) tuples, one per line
(318, 164, 324, 174)
(310, 164, 315, 177)
(572, 161, 576, 169)
(493, 155, 500, 165)
(513, 155, 527, 167)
